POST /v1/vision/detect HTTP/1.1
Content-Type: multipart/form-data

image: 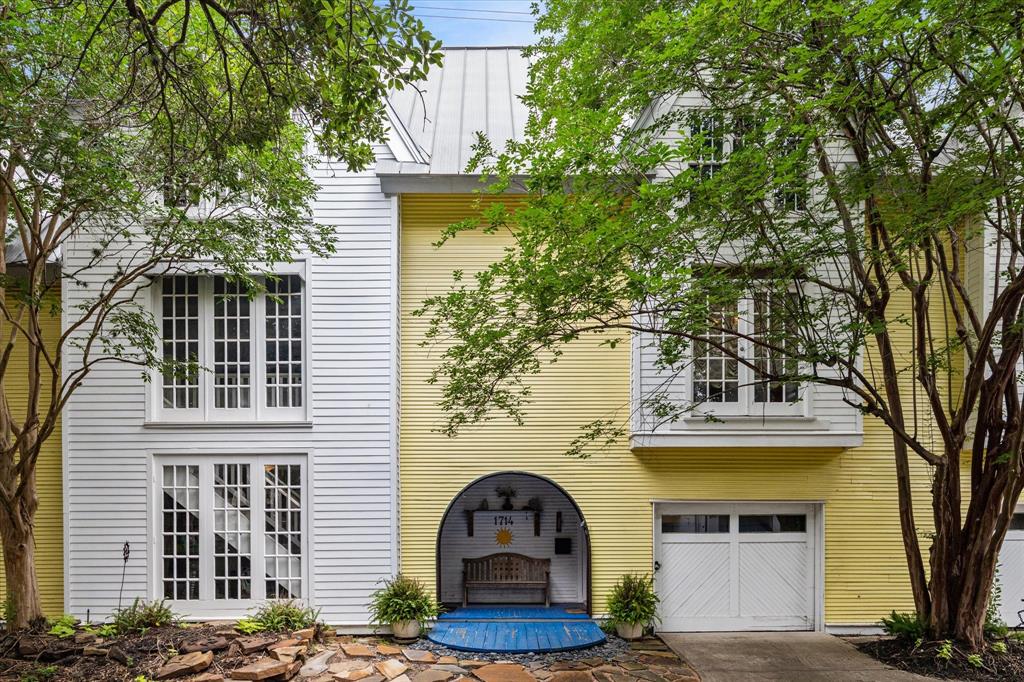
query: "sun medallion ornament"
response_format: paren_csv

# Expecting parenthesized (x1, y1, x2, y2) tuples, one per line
(495, 527, 514, 547)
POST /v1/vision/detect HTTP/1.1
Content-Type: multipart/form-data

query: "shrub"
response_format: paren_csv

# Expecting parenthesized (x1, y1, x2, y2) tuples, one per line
(236, 600, 321, 634)
(112, 598, 176, 634)
(368, 575, 440, 628)
(880, 611, 926, 641)
(606, 574, 659, 627)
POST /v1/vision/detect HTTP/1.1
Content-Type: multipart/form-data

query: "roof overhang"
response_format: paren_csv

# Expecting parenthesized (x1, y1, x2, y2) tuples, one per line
(375, 167, 529, 195)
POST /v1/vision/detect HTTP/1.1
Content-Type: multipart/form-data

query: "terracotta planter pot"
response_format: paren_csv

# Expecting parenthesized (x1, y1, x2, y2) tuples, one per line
(392, 620, 421, 640)
(615, 622, 644, 640)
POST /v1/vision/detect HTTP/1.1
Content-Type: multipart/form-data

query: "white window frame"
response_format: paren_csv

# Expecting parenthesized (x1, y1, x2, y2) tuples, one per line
(151, 453, 309, 616)
(688, 292, 807, 418)
(148, 262, 311, 424)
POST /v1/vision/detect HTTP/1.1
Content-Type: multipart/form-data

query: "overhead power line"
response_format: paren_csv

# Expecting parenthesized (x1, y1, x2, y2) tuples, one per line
(414, 12, 534, 23)
(411, 4, 533, 14)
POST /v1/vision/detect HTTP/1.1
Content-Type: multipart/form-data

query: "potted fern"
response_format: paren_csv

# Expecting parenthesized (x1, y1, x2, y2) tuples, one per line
(606, 574, 659, 640)
(368, 574, 441, 640)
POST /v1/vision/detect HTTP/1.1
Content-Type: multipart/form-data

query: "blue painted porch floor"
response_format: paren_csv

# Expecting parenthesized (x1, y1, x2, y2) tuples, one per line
(429, 606, 606, 653)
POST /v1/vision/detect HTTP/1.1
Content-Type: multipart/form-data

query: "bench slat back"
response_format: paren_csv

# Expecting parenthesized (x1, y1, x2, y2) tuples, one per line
(464, 553, 550, 584)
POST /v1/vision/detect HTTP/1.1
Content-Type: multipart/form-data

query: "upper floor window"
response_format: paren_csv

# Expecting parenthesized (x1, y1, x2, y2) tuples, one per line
(692, 290, 802, 416)
(154, 273, 308, 423)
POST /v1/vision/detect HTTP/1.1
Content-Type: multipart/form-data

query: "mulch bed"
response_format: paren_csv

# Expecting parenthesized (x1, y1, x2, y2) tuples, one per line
(0, 623, 289, 681)
(855, 635, 1024, 681)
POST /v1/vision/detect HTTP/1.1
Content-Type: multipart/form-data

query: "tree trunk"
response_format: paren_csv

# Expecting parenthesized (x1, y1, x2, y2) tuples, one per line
(0, 480, 44, 631)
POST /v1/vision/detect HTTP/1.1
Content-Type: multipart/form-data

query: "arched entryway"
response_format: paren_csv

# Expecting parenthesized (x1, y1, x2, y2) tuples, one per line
(435, 471, 592, 614)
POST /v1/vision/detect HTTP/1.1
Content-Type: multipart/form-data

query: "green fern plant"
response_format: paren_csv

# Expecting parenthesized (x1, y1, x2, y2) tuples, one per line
(879, 611, 925, 641)
(606, 574, 659, 627)
(112, 598, 176, 634)
(236, 600, 321, 634)
(368, 575, 440, 628)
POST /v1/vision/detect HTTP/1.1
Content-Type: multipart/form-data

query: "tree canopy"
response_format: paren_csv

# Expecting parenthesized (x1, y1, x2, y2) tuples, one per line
(0, 0, 440, 629)
(421, 0, 1024, 649)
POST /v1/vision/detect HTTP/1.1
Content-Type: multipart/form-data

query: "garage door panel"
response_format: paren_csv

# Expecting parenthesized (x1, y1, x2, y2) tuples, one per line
(739, 541, 809, 619)
(656, 503, 819, 632)
(661, 542, 731, 618)
(997, 510, 1023, 627)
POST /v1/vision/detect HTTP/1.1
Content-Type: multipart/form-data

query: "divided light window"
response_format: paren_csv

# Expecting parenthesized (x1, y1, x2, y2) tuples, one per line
(159, 457, 305, 604)
(157, 274, 306, 422)
(692, 290, 802, 416)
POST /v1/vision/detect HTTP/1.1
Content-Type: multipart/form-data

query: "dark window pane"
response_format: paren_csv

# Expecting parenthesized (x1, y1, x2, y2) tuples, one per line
(662, 514, 730, 533)
(1011, 513, 1024, 531)
(739, 514, 807, 533)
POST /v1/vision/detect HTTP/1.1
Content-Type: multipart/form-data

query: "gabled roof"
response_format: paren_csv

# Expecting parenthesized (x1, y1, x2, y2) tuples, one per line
(379, 47, 531, 179)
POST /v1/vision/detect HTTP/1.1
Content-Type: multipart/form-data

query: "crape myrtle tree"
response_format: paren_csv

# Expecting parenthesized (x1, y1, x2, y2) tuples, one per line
(0, 0, 441, 629)
(420, 0, 1024, 649)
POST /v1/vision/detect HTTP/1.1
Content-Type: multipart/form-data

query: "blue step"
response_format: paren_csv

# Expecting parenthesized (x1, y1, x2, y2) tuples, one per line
(429, 607, 605, 653)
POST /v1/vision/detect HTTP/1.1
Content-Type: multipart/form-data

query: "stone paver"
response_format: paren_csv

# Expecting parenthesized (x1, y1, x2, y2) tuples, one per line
(411, 670, 454, 682)
(375, 658, 410, 680)
(153, 650, 214, 680)
(230, 656, 293, 681)
(473, 663, 537, 682)
(661, 632, 934, 682)
(403, 649, 436, 663)
(343, 643, 378, 658)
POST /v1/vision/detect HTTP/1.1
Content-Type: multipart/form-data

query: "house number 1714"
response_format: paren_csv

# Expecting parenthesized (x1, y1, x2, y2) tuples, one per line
(494, 515, 515, 525)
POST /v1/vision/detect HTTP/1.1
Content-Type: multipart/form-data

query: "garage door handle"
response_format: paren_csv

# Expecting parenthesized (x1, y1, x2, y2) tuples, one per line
(654, 561, 661, 572)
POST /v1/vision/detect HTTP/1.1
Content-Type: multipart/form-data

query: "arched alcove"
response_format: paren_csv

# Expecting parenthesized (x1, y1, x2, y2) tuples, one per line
(434, 471, 591, 613)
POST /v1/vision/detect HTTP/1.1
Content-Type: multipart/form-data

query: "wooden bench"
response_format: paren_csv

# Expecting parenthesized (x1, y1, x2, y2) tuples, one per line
(462, 553, 551, 607)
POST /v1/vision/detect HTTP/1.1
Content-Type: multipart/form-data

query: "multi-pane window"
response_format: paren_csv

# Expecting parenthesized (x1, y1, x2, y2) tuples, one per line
(213, 464, 252, 599)
(265, 464, 303, 599)
(776, 137, 808, 211)
(157, 458, 304, 605)
(162, 276, 200, 409)
(265, 276, 303, 409)
(753, 293, 800, 403)
(156, 273, 306, 421)
(161, 465, 200, 600)
(692, 299, 739, 403)
(692, 291, 802, 414)
(213, 280, 252, 409)
(689, 115, 724, 184)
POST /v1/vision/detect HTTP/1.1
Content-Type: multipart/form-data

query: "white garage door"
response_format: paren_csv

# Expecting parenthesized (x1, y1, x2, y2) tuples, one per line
(997, 507, 1024, 628)
(655, 502, 820, 631)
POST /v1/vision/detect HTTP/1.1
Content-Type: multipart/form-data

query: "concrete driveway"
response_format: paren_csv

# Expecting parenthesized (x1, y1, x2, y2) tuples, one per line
(661, 632, 936, 681)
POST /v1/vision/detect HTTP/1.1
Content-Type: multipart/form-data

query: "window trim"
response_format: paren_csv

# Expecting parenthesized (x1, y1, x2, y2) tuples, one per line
(147, 262, 311, 424)
(150, 453, 310, 616)
(688, 290, 808, 419)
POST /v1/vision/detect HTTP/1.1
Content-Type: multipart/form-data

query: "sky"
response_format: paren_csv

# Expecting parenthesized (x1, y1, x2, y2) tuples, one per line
(383, 1, 541, 47)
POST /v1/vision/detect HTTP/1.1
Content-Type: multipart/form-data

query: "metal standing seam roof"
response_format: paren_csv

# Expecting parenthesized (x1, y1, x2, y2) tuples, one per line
(380, 47, 531, 177)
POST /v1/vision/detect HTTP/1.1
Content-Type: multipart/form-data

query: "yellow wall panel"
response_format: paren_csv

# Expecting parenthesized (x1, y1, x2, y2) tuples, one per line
(0, 288, 64, 617)
(400, 194, 946, 625)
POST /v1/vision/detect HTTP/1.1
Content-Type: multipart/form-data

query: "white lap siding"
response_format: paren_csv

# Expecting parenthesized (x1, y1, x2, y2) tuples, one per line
(63, 149, 399, 625)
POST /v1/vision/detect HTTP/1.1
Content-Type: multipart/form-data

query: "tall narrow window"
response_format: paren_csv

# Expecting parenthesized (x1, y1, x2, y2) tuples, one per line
(753, 293, 800, 403)
(265, 464, 302, 598)
(776, 137, 808, 211)
(689, 114, 724, 183)
(162, 276, 199, 408)
(213, 278, 251, 409)
(213, 463, 252, 599)
(265, 275, 303, 408)
(692, 299, 739, 403)
(162, 464, 200, 600)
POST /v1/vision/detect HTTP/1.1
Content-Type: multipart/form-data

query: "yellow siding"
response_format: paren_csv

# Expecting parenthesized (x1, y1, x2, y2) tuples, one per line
(400, 194, 944, 625)
(0, 290, 64, 617)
